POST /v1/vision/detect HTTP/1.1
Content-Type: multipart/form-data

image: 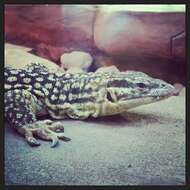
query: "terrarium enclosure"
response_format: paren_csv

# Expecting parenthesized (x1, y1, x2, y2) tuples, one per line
(4, 4, 186, 186)
(5, 4, 186, 84)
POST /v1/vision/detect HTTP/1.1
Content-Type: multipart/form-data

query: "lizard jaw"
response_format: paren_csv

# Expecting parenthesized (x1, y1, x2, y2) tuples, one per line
(97, 93, 174, 117)
(107, 82, 175, 103)
(105, 87, 175, 113)
(117, 94, 172, 111)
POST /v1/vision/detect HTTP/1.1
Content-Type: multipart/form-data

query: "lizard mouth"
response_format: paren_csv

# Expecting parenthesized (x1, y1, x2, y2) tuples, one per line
(106, 90, 174, 103)
(106, 84, 176, 103)
(152, 94, 172, 101)
(151, 86, 176, 101)
(120, 95, 171, 102)
(105, 87, 176, 111)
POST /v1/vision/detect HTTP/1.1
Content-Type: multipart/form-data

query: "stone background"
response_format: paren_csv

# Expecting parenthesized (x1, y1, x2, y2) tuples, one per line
(5, 5, 186, 84)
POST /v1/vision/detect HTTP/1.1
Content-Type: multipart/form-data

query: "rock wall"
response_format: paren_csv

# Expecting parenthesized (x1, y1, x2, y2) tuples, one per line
(5, 5, 98, 63)
(4, 5, 186, 83)
(94, 10, 185, 60)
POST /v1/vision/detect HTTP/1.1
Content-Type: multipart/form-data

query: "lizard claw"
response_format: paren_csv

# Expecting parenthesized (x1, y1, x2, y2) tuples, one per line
(62, 137, 71, 141)
(18, 120, 70, 147)
(22, 129, 41, 146)
(26, 136, 41, 146)
(50, 135, 59, 148)
(58, 135, 71, 142)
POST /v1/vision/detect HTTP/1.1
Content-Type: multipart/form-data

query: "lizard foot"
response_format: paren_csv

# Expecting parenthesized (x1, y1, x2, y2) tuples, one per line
(17, 120, 71, 148)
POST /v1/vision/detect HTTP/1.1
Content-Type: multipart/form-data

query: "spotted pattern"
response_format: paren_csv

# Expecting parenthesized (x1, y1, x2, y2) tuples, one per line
(34, 83, 41, 89)
(4, 89, 37, 129)
(36, 77, 44, 82)
(4, 63, 174, 135)
(7, 76, 18, 82)
(45, 83, 53, 89)
(23, 77, 31, 83)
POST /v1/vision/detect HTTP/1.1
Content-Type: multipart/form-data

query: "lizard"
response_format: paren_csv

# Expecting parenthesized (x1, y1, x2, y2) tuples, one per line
(4, 63, 175, 147)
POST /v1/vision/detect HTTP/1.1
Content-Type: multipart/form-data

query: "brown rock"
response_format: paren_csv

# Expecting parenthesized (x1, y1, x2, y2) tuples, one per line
(5, 5, 97, 62)
(5, 43, 62, 73)
(94, 9, 185, 59)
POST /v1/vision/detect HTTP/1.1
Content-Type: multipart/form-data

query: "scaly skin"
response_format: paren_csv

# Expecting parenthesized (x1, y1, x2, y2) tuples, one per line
(4, 63, 175, 147)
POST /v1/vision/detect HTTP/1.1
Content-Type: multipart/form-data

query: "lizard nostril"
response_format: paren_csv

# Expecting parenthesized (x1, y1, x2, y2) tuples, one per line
(107, 91, 115, 102)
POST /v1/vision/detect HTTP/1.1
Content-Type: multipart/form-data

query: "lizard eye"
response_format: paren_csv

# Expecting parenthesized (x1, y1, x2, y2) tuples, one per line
(107, 91, 115, 102)
(136, 83, 146, 88)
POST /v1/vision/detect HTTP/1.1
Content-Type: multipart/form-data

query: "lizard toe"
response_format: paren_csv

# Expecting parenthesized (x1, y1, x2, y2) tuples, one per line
(57, 133, 71, 142)
(48, 121, 65, 132)
(17, 120, 70, 147)
(18, 126, 41, 146)
(50, 134, 59, 148)
(34, 128, 59, 148)
(43, 119, 53, 125)
(25, 136, 41, 146)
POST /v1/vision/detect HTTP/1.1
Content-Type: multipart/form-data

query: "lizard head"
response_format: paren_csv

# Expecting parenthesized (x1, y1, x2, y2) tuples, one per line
(104, 71, 175, 111)
(57, 71, 176, 119)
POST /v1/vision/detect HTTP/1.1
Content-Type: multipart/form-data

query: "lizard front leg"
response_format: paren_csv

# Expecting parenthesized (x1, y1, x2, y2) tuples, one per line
(5, 89, 70, 147)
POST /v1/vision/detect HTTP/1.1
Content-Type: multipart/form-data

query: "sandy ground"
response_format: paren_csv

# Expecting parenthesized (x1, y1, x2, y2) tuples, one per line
(5, 89, 185, 185)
